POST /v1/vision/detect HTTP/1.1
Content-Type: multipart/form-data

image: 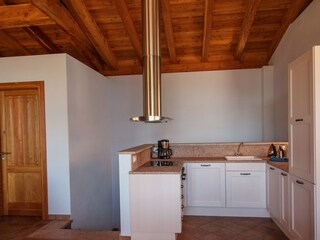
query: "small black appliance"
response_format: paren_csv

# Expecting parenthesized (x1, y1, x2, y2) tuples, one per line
(158, 139, 173, 159)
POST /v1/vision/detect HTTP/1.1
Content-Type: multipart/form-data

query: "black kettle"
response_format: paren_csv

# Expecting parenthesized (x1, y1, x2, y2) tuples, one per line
(268, 144, 277, 157)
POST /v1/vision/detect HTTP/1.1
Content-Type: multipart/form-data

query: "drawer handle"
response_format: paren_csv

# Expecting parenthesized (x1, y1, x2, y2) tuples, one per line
(270, 167, 275, 170)
(296, 180, 304, 185)
(240, 173, 251, 176)
(295, 118, 304, 122)
(201, 164, 211, 167)
(281, 172, 287, 177)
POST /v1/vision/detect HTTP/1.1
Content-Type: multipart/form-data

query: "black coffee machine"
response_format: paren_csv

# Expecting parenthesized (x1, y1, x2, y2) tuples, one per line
(158, 139, 173, 159)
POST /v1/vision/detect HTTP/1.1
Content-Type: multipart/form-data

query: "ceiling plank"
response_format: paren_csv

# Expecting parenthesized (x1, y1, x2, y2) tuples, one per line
(69, 37, 104, 73)
(23, 26, 60, 53)
(201, 0, 214, 62)
(32, 0, 107, 72)
(31, 0, 92, 49)
(267, 0, 312, 59)
(161, 0, 177, 63)
(114, 0, 142, 63)
(62, 0, 118, 69)
(0, 4, 55, 29)
(0, 29, 31, 55)
(235, 0, 261, 59)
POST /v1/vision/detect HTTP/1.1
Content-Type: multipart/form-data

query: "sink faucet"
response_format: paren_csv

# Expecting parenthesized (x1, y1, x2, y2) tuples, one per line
(235, 142, 243, 156)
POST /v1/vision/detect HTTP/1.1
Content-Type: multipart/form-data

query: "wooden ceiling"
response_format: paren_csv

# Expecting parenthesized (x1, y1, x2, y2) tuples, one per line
(0, 0, 313, 76)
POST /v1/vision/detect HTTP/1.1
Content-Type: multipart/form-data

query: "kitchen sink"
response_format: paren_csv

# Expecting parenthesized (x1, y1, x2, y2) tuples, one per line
(225, 156, 261, 160)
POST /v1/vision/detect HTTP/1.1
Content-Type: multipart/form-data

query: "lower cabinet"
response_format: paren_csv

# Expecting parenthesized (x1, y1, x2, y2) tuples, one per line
(279, 170, 290, 233)
(187, 163, 226, 207)
(226, 163, 266, 208)
(130, 173, 182, 240)
(289, 174, 314, 240)
(267, 165, 280, 220)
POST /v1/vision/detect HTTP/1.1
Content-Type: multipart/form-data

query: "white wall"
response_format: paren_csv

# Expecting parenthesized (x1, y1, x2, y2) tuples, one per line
(269, 0, 320, 140)
(108, 67, 274, 226)
(0, 54, 71, 215)
(66, 56, 113, 230)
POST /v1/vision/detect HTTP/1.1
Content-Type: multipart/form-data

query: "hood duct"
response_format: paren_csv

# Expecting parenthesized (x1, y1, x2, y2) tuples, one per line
(130, 0, 171, 123)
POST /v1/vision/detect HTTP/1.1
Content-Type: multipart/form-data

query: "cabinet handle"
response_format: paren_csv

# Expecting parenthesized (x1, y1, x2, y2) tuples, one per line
(281, 172, 287, 177)
(240, 173, 251, 176)
(296, 180, 304, 185)
(270, 167, 275, 170)
(181, 194, 184, 199)
(295, 118, 304, 122)
(181, 204, 185, 209)
(201, 164, 211, 167)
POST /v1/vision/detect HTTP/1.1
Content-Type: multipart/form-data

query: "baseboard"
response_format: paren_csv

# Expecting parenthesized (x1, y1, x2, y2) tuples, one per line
(48, 214, 71, 221)
(184, 207, 270, 217)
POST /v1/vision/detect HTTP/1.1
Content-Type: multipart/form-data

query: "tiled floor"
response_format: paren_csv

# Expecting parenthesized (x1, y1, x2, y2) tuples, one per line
(0, 216, 49, 240)
(179, 216, 289, 240)
(0, 216, 288, 240)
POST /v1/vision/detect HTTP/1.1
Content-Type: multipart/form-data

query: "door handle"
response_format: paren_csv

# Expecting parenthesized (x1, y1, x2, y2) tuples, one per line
(0, 152, 11, 160)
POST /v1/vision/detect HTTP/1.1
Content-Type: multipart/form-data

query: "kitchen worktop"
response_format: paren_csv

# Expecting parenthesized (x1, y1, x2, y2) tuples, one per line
(130, 157, 273, 174)
(266, 160, 289, 172)
(121, 142, 289, 173)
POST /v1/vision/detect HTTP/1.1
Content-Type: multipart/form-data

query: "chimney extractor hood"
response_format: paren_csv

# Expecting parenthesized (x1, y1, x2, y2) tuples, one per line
(130, 0, 171, 123)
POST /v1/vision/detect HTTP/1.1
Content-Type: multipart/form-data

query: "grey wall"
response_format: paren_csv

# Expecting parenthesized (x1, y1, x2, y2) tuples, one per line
(269, 0, 320, 140)
(66, 56, 113, 230)
(0, 54, 71, 215)
(108, 68, 275, 226)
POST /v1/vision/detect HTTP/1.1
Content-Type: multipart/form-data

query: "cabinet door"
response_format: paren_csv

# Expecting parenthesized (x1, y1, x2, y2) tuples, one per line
(226, 171, 266, 208)
(267, 165, 280, 220)
(279, 170, 290, 233)
(290, 175, 314, 240)
(187, 163, 225, 207)
(288, 50, 314, 183)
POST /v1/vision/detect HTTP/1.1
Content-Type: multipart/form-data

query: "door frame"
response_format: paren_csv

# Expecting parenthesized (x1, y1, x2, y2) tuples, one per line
(0, 81, 48, 219)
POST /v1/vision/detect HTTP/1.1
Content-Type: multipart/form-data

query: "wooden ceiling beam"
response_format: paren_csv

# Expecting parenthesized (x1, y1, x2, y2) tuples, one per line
(31, 0, 91, 50)
(114, 0, 142, 63)
(201, 0, 214, 62)
(32, 0, 107, 72)
(0, 4, 55, 29)
(62, 0, 118, 70)
(0, 29, 31, 55)
(69, 37, 104, 73)
(268, 0, 312, 59)
(235, 0, 261, 60)
(161, 0, 177, 63)
(23, 26, 60, 53)
(103, 60, 266, 76)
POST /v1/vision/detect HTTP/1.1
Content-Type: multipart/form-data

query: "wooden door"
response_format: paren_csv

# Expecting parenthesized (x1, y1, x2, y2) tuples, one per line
(0, 82, 47, 218)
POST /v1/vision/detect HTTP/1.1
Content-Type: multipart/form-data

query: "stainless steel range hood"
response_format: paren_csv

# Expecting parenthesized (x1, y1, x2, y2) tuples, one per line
(130, 0, 171, 123)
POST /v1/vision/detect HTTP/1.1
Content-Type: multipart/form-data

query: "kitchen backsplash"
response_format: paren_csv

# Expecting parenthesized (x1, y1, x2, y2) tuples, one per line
(169, 142, 288, 158)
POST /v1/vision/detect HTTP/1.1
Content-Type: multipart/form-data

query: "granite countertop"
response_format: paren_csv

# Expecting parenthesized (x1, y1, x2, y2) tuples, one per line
(267, 160, 289, 172)
(130, 157, 270, 174)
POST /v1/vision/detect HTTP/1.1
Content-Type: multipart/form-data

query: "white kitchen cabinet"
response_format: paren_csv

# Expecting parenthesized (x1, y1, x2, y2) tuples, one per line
(288, 46, 320, 239)
(226, 163, 266, 208)
(288, 49, 314, 183)
(266, 164, 290, 236)
(130, 173, 181, 240)
(187, 163, 225, 207)
(289, 175, 314, 240)
(279, 170, 290, 234)
(266, 164, 280, 220)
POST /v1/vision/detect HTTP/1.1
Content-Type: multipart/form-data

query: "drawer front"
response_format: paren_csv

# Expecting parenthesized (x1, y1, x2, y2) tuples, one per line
(226, 162, 266, 171)
(187, 163, 225, 168)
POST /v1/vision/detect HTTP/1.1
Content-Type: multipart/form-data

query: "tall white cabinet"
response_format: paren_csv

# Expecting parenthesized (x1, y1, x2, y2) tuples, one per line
(288, 46, 320, 240)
